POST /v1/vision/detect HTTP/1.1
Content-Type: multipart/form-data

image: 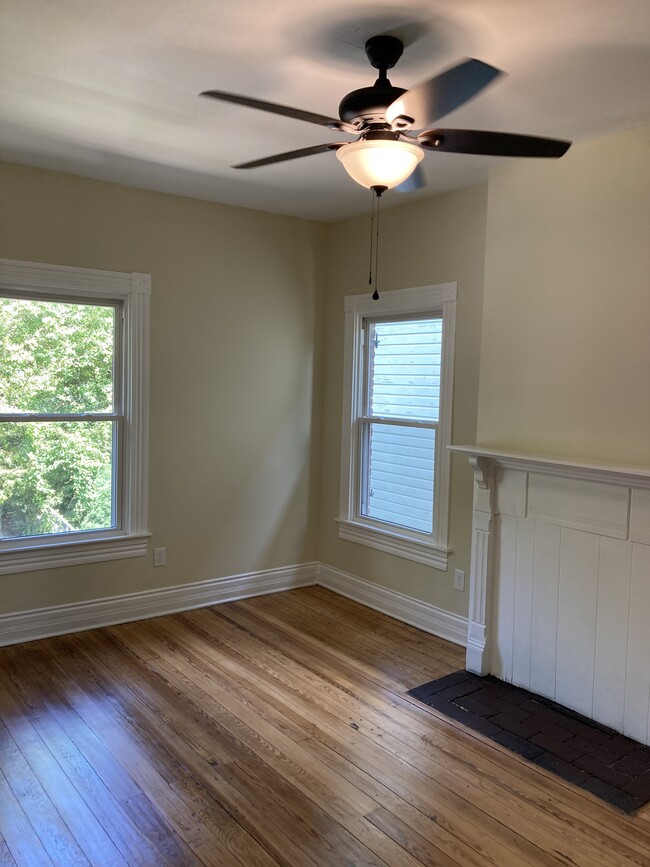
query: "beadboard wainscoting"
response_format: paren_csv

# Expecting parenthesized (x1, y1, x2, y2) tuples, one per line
(450, 446, 650, 745)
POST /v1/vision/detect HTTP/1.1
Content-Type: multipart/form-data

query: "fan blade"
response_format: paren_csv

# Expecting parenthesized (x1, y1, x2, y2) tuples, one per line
(395, 163, 426, 193)
(233, 143, 345, 169)
(418, 129, 571, 158)
(386, 59, 502, 130)
(201, 90, 345, 130)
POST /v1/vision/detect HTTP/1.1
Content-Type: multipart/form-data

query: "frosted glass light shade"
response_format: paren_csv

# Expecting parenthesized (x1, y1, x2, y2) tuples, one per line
(336, 139, 424, 189)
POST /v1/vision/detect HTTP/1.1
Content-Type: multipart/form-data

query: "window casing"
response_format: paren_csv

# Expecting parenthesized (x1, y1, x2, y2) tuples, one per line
(0, 258, 150, 574)
(338, 283, 456, 570)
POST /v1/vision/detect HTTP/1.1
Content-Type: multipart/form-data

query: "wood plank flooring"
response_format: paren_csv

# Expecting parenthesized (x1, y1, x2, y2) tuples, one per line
(1, 586, 650, 866)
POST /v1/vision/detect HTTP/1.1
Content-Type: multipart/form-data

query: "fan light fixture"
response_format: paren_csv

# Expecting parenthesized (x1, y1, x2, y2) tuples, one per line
(336, 139, 424, 190)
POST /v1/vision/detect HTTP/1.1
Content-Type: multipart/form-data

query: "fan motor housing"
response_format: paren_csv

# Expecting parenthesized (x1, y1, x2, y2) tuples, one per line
(338, 84, 406, 124)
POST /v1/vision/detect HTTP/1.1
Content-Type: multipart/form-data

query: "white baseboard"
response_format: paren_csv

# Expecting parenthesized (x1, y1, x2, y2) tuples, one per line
(0, 560, 469, 650)
(318, 563, 468, 647)
(0, 562, 318, 647)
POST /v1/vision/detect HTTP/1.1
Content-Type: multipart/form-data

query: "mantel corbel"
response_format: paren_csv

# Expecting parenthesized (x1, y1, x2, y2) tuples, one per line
(468, 454, 494, 491)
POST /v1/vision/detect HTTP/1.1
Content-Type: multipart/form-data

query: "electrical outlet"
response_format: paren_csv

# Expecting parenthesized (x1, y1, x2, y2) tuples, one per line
(454, 569, 465, 592)
(153, 547, 166, 567)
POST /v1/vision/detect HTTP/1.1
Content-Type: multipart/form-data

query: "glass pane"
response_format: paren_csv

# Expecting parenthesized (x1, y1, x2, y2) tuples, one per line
(367, 317, 442, 421)
(0, 421, 115, 539)
(0, 296, 115, 414)
(361, 422, 434, 534)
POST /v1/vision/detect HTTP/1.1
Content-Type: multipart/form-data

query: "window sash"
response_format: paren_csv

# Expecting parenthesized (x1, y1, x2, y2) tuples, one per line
(0, 417, 123, 545)
(339, 283, 456, 569)
(357, 313, 442, 537)
(357, 418, 438, 537)
(0, 257, 150, 572)
(0, 294, 123, 545)
(362, 312, 442, 424)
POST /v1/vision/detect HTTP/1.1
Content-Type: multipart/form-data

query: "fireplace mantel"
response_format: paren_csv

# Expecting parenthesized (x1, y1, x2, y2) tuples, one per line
(449, 445, 650, 489)
(449, 445, 650, 745)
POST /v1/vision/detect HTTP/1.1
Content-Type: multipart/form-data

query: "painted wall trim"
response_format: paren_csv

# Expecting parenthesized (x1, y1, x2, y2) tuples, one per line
(318, 563, 468, 647)
(0, 561, 468, 649)
(0, 563, 318, 647)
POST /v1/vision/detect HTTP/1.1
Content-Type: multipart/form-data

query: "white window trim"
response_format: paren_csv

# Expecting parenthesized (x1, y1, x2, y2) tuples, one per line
(0, 258, 150, 574)
(338, 282, 456, 571)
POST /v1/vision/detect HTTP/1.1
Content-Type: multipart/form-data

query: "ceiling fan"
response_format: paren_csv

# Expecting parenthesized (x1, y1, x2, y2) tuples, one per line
(200, 35, 571, 192)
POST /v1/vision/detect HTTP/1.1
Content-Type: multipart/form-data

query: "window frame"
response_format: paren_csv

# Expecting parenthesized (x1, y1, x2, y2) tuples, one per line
(338, 283, 456, 570)
(0, 258, 150, 574)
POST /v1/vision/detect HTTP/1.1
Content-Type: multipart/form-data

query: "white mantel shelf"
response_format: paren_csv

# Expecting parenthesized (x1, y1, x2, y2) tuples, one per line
(450, 443, 650, 745)
(449, 445, 650, 488)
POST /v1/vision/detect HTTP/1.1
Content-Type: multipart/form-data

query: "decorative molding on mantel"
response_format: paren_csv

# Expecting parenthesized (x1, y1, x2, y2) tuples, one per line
(449, 445, 650, 489)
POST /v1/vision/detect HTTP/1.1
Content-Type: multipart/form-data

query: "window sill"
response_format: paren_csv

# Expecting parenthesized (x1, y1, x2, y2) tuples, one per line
(0, 533, 151, 575)
(337, 519, 449, 570)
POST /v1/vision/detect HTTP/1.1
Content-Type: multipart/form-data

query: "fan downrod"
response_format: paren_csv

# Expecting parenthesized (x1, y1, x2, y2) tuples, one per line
(364, 36, 404, 72)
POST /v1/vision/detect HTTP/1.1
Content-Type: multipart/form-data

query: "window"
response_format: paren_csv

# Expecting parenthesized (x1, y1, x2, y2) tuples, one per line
(0, 258, 150, 574)
(339, 283, 456, 569)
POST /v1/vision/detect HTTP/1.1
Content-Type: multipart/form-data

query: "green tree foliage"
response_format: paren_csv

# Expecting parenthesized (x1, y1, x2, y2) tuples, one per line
(0, 297, 115, 538)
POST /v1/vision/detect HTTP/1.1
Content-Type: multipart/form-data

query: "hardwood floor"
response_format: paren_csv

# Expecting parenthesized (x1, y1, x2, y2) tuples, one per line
(1, 587, 650, 866)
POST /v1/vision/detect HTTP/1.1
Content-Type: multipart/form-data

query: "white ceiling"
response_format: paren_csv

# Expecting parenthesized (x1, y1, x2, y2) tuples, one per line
(1, 0, 649, 221)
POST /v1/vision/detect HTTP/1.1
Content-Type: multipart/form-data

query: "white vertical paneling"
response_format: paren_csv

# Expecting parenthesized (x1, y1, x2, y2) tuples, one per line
(512, 518, 534, 687)
(530, 521, 561, 700)
(593, 538, 632, 732)
(496, 469, 528, 517)
(555, 528, 600, 717)
(455, 447, 650, 744)
(623, 543, 650, 743)
(491, 514, 517, 681)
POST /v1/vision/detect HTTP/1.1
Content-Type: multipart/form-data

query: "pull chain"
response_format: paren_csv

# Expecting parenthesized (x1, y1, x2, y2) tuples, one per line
(368, 185, 387, 300)
(367, 188, 376, 292)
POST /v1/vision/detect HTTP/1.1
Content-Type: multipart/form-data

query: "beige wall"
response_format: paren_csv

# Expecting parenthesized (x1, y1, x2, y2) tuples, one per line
(317, 186, 488, 616)
(478, 126, 650, 464)
(4, 124, 646, 624)
(0, 161, 325, 614)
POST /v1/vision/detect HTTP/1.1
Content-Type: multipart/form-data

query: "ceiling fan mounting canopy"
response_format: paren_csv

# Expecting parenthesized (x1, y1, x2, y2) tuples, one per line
(364, 35, 404, 71)
(338, 83, 406, 125)
(200, 33, 572, 189)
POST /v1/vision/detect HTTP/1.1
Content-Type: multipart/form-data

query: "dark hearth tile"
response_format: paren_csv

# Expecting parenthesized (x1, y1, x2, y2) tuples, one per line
(490, 685, 532, 706)
(581, 778, 644, 814)
(489, 697, 540, 716)
(621, 770, 650, 801)
(534, 752, 590, 786)
(530, 732, 582, 763)
(494, 731, 545, 760)
(407, 672, 650, 812)
(575, 755, 634, 789)
(528, 721, 574, 743)
(491, 712, 542, 739)
(407, 671, 474, 699)
(436, 681, 483, 702)
(471, 686, 509, 704)
(454, 696, 500, 718)
(464, 715, 505, 739)
(520, 699, 571, 728)
(570, 733, 639, 762)
(430, 700, 504, 737)
(544, 702, 617, 736)
(614, 750, 650, 776)
(561, 717, 612, 743)
(592, 735, 641, 765)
